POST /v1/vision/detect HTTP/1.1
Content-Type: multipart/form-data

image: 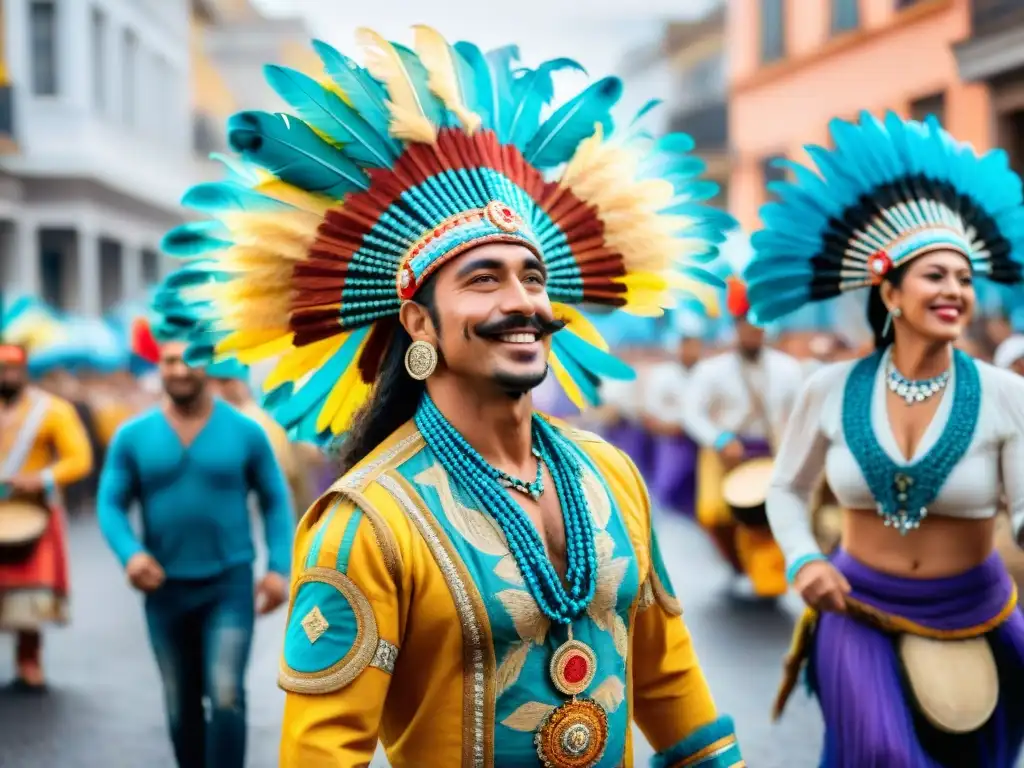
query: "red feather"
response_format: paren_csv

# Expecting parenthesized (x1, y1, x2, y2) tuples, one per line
(726, 277, 750, 319)
(131, 317, 160, 364)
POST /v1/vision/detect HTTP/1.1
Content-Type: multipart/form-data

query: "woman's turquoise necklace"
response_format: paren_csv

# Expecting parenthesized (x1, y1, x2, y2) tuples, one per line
(842, 349, 980, 535)
(415, 395, 598, 624)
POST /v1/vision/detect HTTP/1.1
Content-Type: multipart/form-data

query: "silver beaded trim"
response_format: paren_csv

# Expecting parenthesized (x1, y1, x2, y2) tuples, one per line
(370, 639, 399, 674)
(376, 473, 487, 768)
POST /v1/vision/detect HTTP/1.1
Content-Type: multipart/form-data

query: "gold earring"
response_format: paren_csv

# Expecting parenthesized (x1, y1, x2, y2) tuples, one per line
(405, 340, 438, 380)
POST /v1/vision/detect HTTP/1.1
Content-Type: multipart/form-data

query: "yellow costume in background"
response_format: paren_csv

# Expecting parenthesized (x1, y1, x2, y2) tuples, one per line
(279, 422, 740, 767)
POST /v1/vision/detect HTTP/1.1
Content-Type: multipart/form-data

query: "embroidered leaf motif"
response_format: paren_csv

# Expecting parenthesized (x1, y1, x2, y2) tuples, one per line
(587, 531, 629, 630)
(613, 614, 629, 660)
(638, 579, 655, 611)
(497, 589, 551, 644)
(494, 554, 525, 586)
(502, 701, 556, 732)
(496, 641, 531, 696)
(416, 464, 509, 556)
(592, 676, 626, 712)
(582, 467, 612, 531)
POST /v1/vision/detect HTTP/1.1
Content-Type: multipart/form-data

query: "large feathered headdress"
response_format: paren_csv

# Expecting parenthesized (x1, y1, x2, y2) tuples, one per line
(745, 111, 1024, 323)
(159, 27, 734, 441)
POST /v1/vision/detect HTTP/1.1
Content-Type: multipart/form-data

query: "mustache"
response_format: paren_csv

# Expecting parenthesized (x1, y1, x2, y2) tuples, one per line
(473, 314, 566, 339)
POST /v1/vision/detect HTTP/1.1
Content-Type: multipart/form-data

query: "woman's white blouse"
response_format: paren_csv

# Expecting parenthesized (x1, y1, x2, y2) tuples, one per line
(767, 348, 1024, 568)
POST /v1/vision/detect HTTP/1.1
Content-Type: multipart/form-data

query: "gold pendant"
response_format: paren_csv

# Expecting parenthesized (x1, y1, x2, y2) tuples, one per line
(534, 697, 609, 768)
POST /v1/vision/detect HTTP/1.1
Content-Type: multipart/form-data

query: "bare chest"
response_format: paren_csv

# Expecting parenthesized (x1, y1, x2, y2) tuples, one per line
(885, 391, 943, 461)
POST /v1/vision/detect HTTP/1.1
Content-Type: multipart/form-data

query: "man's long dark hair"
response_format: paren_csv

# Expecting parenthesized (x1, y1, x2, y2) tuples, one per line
(334, 280, 439, 475)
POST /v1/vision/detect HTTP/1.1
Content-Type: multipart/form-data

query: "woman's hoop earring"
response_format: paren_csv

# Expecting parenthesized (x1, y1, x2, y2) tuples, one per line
(882, 306, 902, 338)
(405, 340, 438, 381)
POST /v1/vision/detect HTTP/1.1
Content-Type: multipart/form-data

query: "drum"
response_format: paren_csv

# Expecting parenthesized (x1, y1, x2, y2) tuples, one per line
(722, 457, 775, 528)
(0, 499, 50, 565)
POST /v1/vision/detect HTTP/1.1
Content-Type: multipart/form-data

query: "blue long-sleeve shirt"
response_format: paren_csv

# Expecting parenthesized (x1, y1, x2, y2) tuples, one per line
(97, 400, 293, 580)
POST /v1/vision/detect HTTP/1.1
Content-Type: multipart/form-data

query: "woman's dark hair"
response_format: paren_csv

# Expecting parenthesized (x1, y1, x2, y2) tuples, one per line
(333, 279, 439, 475)
(865, 261, 909, 350)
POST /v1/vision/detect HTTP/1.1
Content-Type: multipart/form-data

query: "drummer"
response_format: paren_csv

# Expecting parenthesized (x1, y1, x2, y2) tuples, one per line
(681, 277, 804, 598)
(643, 319, 704, 516)
(0, 339, 93, 690)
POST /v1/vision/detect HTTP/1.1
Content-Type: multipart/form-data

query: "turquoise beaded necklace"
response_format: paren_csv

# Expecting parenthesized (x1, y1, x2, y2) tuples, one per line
(842, 349, 980, 535)
(415, 395, 598, 624)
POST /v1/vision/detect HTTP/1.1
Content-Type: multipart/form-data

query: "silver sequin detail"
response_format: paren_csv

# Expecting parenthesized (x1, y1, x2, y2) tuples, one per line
(370, 639, 399, 674)
(339, 433, 424, 491)
(376, 473, 486, 768)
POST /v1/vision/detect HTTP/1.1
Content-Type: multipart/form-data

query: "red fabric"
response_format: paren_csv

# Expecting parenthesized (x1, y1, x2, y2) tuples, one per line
(0, 344, 27, 365)
(130, 318, 160, 364)
(726, 277, 750, 319)
(0, 506, 71, 598)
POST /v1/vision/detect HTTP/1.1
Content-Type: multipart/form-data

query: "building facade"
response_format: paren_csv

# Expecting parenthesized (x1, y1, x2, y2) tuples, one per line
(2, 0, 197, 316)
(726, 0, 990, 230)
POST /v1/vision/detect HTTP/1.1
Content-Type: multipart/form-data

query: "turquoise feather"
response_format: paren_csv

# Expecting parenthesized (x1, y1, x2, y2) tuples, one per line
(555, 328, 636, 382)
(551, 335, 602, 405)
(631, 98, 662, 126)
(454, 41, 496, 130)
(161, 222, 233, 257)
(227, 111, 370, 198)
(507, 58, 587, 150)
(482, 45, 522, 142)
(208, 152, 260, 185)
(525, 77, 622, 168)
(387, 41, 447, 128)
(181, 181, 293, 214)
(270, 327, 370, 428)
(263, 65, 400, 169)
(311, 39, 392, 138)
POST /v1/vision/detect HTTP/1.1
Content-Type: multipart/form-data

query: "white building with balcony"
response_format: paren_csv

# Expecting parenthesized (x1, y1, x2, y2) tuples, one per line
(1, 0, 196, 317)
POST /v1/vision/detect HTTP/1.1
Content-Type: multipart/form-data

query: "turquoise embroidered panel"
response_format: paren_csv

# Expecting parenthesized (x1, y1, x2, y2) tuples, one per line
(398, 442, 641, 767)
(283, 580, 360, 674)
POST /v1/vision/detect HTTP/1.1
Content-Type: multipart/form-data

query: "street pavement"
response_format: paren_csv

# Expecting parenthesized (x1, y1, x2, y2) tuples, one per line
(0, 508, 825, 767)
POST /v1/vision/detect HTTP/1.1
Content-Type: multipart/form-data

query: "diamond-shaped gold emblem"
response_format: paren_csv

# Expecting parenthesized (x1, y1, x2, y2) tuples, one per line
(301, 605, 329, 644)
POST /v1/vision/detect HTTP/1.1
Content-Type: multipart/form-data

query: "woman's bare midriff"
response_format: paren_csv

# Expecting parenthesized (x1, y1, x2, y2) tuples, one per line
(842, 508, 996, 579)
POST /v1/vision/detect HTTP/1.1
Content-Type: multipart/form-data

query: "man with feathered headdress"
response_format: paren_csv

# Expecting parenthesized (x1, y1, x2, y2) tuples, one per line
(0, 302, 92, 690)
(160, 27, 745, 767)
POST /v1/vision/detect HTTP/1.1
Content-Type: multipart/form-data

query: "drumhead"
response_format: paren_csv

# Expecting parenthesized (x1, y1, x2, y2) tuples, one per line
(0, 502, 49, 544)
(722, 457, 775, 508)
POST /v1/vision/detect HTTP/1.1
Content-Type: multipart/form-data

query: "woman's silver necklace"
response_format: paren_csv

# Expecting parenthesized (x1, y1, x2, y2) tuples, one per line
(886, 360, 951, 405)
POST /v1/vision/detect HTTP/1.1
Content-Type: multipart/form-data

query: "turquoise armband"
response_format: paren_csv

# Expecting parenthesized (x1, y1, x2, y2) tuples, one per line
(712, 432, 736, 451)
(786, 552, 826, 585)
(651, 715, 744, 768)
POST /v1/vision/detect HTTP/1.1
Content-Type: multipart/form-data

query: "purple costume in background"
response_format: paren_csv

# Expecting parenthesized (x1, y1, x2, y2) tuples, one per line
(650, 433, 699, 517)
(785, 550, 1024, 767)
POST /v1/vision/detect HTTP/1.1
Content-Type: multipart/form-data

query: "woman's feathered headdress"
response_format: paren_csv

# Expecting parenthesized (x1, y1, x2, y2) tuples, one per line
(744, 111, 1024, 323)
(159, 27, 734, 441)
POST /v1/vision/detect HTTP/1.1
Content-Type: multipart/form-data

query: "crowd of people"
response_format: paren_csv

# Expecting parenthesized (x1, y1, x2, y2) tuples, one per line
(3, 24, 1024, 768)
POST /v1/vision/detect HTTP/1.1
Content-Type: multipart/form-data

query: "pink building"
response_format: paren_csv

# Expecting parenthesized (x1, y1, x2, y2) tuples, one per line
(726, 0, 992, 230)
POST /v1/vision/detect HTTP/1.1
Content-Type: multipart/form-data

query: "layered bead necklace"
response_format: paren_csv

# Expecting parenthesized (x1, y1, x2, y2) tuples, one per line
(415, 395, 598, 623)
(885, 359, 951, 405)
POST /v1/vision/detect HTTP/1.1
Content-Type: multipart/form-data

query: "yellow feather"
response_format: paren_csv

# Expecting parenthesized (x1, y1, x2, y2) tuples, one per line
(548, 355, 587, 411)
(253, 177, 333, 216)
(264, 336, 341, 391)
(412, 25, 481, 134)
(552, 304, 609, 351)
(217, 329, 292, 354)
(222, 211, 321, 242)
(320, 340, 372, 433)
(234, 333, 296, 365)
(355, 28, 438, 144)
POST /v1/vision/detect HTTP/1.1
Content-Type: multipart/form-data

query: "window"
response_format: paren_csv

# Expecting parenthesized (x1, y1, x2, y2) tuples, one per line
(760, 0, 785, 64)
(99, 239, 123, 311)
(122, 29, 138, 126)
(30, 1, 58, 96)
(831, 0, 860, 35)
(91, 7, 106, 112)
(141, 248, 160, 286)
(761, 154, 788, 201)
(910, 92, 946, 126)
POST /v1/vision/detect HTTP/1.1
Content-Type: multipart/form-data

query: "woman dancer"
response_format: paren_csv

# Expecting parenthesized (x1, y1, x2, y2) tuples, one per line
(747, 112, 1024, 767)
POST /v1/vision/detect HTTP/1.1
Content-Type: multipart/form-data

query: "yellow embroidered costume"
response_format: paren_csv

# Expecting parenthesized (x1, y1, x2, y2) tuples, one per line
(155, 25, 742, 768)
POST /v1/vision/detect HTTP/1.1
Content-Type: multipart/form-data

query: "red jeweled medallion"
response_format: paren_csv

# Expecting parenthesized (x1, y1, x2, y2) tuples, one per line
(485, 199, 522, 232)
(397, 263, 417, 300)
(868, 250, 892, 285)
(534, 698, 609, 768)
(550, 638, 597, 696)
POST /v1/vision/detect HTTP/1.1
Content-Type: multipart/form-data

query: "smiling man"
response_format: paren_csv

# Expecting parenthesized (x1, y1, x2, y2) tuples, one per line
(157, 28, 743, 768)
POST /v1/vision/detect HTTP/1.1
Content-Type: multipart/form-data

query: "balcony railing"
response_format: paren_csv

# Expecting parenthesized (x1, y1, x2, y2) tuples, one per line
(668, 100, 727, 152)
(971, 0, 1024, 38)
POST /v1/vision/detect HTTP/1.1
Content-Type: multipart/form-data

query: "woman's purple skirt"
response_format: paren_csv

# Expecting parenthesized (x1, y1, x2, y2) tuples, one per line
(649, 433, 699, 517)
(811, 550, 1024, 767)
(600, 421, 653, 478)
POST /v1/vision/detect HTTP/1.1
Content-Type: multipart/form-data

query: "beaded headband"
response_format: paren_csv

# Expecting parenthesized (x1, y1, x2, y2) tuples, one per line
(744, 111, 1024, 324)
(156, 27, 735, 442)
